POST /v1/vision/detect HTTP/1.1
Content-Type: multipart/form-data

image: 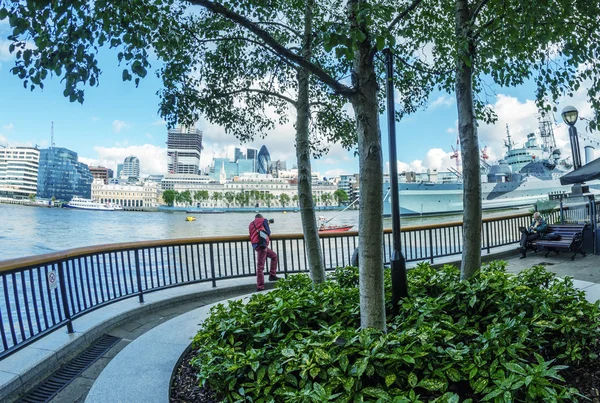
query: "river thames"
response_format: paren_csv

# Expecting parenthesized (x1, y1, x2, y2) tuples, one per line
(0, 203, 528, 262)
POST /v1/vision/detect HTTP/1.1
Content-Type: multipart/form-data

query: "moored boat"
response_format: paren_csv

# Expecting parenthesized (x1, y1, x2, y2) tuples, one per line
(64, 197, 123, 211)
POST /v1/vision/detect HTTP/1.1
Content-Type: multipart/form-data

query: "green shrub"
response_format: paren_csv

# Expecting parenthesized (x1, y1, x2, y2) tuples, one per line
(190, 263, 600, 402)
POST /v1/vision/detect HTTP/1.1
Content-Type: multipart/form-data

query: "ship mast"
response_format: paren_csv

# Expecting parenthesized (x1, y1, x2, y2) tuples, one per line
(536, 113, 557, 153)
(504, 124, 514, 151)
(51, 121, 55, 149)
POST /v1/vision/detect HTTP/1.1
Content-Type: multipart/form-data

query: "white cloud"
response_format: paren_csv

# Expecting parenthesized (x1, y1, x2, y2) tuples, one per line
(430, 95, 455, 109)
(112, 120, 132, 133)
(80, 144, 168, 176)
(152, 119, 166, 126)
(2, 123, 14, 131)
(91, 116, 100, 121)
(145, 132, 153, 139)
(0, 135, 7, 145)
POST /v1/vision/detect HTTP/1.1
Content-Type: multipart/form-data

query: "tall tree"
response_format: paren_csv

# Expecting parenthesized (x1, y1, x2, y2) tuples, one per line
(407, 0, 600, 279)
(2, 0, 433, 329)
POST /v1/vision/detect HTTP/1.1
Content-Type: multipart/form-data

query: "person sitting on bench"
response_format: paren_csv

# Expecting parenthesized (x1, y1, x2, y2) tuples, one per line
(519, 212, 547, 258)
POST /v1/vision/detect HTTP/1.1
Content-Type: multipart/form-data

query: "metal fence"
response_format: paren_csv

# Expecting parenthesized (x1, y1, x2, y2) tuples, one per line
(0, 210, 562, 359)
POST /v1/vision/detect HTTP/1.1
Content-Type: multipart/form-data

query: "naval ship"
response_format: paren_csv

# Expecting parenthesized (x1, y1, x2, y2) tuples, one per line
(384, 116, 583, 216)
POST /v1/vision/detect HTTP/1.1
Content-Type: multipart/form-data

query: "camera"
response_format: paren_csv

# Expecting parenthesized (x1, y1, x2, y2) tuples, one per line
(268, 218, 275, 224)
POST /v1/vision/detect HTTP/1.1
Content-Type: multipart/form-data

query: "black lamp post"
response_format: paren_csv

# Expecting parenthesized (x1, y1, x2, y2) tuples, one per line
(384, 49, 408, 314)
(561, 105, 582, 170)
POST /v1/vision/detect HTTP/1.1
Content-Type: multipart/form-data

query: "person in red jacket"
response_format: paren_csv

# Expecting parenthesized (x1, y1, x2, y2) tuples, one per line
(248, 214, 279, 291)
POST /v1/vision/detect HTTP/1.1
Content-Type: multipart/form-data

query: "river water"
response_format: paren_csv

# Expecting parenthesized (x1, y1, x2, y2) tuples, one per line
(0, 203, 529, 262)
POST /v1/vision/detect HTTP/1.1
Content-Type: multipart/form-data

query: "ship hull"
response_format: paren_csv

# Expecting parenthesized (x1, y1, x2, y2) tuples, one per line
(383, 179, 593, 217)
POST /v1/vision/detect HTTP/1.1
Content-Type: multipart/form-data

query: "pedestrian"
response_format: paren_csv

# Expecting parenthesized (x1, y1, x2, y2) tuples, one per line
(519, 211, 547, 258)
(248, 214, 279, 291)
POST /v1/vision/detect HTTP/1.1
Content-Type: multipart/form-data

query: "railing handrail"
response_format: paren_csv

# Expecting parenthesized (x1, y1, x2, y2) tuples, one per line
(0, 211, 538, 273)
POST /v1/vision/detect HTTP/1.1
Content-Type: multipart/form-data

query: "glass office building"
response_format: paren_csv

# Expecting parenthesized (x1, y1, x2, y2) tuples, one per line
(37, 147, 93, 201)
(257, 145, 271, 174)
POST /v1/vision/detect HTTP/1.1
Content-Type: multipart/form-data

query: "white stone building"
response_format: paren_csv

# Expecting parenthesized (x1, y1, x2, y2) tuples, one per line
(91, 179, 160, 208)
(163, 172, 338, 208)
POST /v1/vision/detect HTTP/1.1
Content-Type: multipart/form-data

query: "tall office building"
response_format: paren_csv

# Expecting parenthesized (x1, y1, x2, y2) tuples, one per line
(0, 146, 40, 198)
(37, 147, 93, 200)
(257, 145, 271, 175)
(89, 166, 114, 184)
(122, 156, 140, 180)
(247, 148, 258, 161)
(234, 147, 245, 162)
(116, 163, 123, 179)
(167, 126, 203, 175)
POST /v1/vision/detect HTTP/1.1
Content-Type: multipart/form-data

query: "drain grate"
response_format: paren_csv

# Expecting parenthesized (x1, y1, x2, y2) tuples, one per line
(18, 334, 121, 403)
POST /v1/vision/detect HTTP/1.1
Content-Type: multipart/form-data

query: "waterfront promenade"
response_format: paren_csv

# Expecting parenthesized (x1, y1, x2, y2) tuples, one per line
(1, 244, 598, 403)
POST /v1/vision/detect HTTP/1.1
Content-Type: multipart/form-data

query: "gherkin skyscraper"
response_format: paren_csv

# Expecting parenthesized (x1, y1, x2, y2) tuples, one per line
(257, 145, 271, 174)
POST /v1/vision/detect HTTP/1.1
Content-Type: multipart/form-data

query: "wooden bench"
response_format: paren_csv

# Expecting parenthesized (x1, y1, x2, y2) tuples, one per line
(528, 224, 588, 260)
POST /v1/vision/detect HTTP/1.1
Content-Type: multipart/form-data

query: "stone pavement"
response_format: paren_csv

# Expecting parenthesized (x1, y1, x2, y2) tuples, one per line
(3, 247, 599, 403)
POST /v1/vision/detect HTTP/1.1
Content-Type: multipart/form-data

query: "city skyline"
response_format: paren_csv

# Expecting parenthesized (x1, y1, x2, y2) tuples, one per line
(2, 20, 600, 178)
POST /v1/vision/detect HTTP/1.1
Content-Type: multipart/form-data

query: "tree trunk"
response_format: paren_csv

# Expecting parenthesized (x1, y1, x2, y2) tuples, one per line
(455, 0, 481, 279)
(350, 26, 385, 329)
(296, 0, 326, 285)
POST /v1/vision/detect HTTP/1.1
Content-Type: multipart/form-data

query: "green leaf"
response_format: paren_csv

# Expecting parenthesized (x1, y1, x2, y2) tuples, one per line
(447, 368, 461, 382)
(281, 348, 295, 357)
(385, 374, 396, 387)
(375, 36, 385, 51)
(504, 363, 526, 375)
(408, 372, 418, 388)
(309, 367, 320, 379)
(471, 377, 488, 393)
(417, 378, 446, 391)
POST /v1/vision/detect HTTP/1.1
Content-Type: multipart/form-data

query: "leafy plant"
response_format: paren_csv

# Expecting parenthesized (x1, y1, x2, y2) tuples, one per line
(190, 263, 600, 402)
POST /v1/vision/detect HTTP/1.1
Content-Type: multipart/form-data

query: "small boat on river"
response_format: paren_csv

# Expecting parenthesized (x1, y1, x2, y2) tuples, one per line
(318, 225, 353, 233)
(185, 216, 196, 222)
(318, 216, 353, 233)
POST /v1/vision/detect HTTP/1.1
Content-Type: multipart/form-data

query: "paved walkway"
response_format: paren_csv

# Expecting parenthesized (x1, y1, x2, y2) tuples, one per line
(2, 248, 599, 403)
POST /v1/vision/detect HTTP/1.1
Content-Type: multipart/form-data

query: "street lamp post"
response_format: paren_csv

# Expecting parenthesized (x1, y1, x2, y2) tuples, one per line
(561, 105, 582, 170)
(384, 49, 409, 314)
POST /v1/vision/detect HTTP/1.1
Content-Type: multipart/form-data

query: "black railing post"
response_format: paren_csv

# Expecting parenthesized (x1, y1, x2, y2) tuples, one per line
(384, 48, 408, 316)
(282, 240, 288, 278)
(57, 261, 74, 333)
(209, 244, 217, 288)
(560, 200, 565, 224)
(428, 229, 434, 264)
(485, 221, 491, 254)
(135, 250, 144, 303)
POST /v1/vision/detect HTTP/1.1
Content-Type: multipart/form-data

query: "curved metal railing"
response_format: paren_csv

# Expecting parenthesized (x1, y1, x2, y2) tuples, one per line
(0, 210, 559, 359)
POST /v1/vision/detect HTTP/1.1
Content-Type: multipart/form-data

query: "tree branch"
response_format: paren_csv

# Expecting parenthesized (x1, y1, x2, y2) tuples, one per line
(387, 0, 424, 32)
(214, 88, 298, 106)
(186, 0, 355, 97)
(256, 21, 302, 38)
(470, 0, 491, 25)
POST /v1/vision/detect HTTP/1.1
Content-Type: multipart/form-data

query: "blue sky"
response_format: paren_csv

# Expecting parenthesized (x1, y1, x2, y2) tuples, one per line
(1, 19, 599, 178)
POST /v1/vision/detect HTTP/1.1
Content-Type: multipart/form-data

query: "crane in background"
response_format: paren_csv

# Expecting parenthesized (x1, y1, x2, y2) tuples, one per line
(449, 133, 461, 178)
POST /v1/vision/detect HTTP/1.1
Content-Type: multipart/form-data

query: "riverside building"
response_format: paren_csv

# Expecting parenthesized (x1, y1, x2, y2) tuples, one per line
(165, 172, 337, 208)
(167, 125, 203, 175)
(37, 147, 93, 201)
(121, 156, 140, 181)
(92, 179, 161, 208)
(89, 166, 114, 184)
(0, 146, 40, 199)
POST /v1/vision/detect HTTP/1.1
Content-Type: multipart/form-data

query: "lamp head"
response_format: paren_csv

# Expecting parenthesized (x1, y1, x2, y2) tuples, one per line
(561, 105, 579, 126)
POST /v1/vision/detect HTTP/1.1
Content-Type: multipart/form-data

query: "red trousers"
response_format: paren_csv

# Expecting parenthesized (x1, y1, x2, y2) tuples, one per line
(255, 247, 278, 289)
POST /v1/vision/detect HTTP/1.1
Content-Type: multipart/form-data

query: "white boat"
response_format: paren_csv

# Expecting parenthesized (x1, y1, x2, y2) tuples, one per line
(384, 117, 598, 217)
(64, 197, 123, 211)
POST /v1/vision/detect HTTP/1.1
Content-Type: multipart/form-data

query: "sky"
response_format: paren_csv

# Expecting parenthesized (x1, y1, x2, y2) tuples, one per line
(2, 18, 600, 179)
